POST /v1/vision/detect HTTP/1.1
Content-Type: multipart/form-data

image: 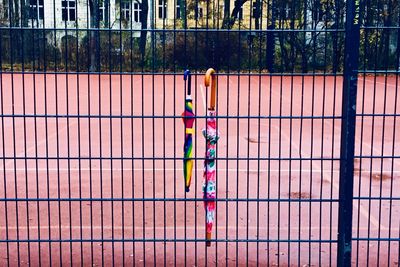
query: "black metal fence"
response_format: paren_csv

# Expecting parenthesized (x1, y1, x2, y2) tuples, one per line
(0, 0, 399, 265)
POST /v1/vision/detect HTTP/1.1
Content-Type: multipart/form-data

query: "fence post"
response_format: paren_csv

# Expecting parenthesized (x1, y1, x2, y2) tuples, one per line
(337, 0, 361, 266)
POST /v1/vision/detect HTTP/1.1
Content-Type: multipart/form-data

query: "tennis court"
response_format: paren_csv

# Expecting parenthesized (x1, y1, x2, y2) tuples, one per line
(1, 0, 400, 264)
(0, 73, 399, 265)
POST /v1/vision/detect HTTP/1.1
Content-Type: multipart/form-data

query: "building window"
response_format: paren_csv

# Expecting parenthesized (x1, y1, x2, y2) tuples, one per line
(61, 0, 76, 21)
(121, 1, 130, 20)
(196, 6, 203, 19)
(158, 0, 167, 19)
(176, 2, 180, 19)
(252, 1, 260, 18)
(133, 1, 141, 22)
(99, 0, 105, 21)
(29, 0, 44, 20)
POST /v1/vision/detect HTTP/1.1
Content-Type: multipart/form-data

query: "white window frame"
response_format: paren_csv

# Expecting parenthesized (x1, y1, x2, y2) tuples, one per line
(121, 1, 131, 21)
(99, 0, 105, 21)
(158, 0, 167, 19)
(29, 0, 44, 20)
(61, 0, 76, 21)
(133, 1, 141, 22)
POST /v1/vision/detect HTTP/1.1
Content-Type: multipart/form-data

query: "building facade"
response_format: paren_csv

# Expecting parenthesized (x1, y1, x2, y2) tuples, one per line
(0, 0, 274, 32)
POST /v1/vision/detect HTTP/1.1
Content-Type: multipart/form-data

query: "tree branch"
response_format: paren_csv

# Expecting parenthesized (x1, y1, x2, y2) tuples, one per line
(221, 0, 248, 29)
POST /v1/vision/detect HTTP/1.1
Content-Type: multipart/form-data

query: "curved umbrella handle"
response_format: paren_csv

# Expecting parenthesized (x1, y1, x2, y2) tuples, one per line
(204, 68, 216, 111)
(184, 69, 191, 95)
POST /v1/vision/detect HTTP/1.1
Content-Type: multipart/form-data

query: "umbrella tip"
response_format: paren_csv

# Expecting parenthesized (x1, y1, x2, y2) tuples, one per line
(185, 187, 190, 193)
(206, 232, 212, 247)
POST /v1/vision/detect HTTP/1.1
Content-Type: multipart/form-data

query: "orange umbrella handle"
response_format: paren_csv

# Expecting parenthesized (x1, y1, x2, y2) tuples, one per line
(204, 68, 217, 110)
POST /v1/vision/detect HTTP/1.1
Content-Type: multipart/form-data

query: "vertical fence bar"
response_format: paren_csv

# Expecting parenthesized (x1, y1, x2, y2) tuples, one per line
(337, 0, 361, 265)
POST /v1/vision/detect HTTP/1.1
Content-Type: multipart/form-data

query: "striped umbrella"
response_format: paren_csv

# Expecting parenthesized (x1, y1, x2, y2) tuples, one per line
(182, 70, 195, 192)
(203, 68, 219, 247)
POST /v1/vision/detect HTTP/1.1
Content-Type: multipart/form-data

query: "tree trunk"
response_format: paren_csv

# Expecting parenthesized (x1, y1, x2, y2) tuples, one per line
(301, 0, 308, 73)
(140, 0, 148, 60)
(266, 0, 275, 72)
(179, 0, 186, 28)
(222, 0, 230, 28)
(21, 0, 28, 27)
(221, 0, 247, 29)
(10, 0, 18, 26)
(89, 0, 99, 71)
(332, 0, 339, 72)
(253, 0, 260, 30)
(278, 32, 289, 71)
(379, 0, 391, 68)
(104, 0, 109, 28)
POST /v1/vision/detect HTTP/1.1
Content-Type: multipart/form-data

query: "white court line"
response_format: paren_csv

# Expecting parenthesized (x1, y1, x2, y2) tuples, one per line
(360, 76, 400, 89)
(0, 167, 399, 174)
(199, 84, 207, 113)
(1, 121, 76, 169)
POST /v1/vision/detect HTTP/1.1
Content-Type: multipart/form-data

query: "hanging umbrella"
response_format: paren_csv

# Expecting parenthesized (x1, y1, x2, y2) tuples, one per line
(182, 70, 195, 192)
(203, 68, 219, 247)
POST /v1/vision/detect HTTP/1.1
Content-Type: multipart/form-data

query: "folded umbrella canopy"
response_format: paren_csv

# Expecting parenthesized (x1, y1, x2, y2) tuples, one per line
(203, 68, 219, 247)
(182, 70, 195, 192)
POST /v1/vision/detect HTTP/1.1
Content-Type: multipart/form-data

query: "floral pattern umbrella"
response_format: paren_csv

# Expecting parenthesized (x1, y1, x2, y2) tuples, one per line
(203, 68, 219, 247)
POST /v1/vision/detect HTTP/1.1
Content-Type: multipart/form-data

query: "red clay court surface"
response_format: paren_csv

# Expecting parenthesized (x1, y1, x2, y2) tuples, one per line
(0, 73, 399, 266)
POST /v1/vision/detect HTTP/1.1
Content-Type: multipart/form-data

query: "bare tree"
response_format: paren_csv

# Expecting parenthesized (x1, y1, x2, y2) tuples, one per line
(88, 0, 100, 71)
(139, 0, 148, 58)
(274, 0, 345, 72)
